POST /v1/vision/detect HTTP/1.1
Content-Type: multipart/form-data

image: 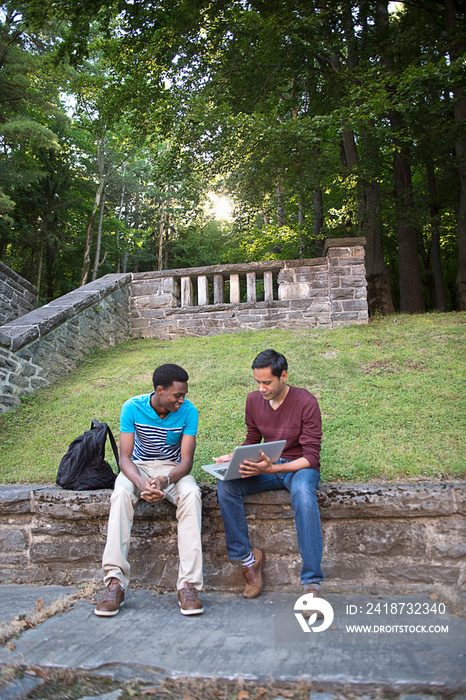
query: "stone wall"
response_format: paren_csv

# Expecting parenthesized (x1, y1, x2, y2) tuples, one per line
(0, 261, 38, 325)
(0, 240, 368, 413)
(0, 482, 463, 592)
(130, 239, 368, 338)
(0, 274, 132, 413)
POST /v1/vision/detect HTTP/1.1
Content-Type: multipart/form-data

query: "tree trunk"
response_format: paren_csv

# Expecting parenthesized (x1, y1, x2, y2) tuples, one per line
(391, 118, 424, 313)
(115, 162, 127, 273)
(36, 221, 44, 306)
(298, 201, 304, 225)
(164, 213, 170, 269)
(342, 128, 359, 168)
(91, 183, 106, 281)
(339, 2, 393, 313)
(426, 158, 447, 311)
(80, 138, 133, 287)
(340, 112, 395, 314)
(80, 179, 105, 287)
(445, 0, 466, 309)
(375, 0, 423, 312)
(313, 188, 323, 239)
(363, 179, 395, 316)
(158, 201, 166, 271)
(276, 170, 284, 225)
(298, 201, 305, 258)
(81, 136, 106, 287)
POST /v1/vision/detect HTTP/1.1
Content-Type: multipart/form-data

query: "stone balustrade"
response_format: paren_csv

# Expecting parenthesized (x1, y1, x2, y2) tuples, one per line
(130, 238, 368, 338)
(178, 264, 280, 307)
(0, 238, 368, 412)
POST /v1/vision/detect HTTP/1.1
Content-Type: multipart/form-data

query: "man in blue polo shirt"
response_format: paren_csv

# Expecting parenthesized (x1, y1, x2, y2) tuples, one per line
(95, 363, 203, 617)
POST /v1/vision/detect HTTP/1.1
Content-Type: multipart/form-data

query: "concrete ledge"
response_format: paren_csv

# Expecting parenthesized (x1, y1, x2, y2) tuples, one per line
(0, 481, 464, 592)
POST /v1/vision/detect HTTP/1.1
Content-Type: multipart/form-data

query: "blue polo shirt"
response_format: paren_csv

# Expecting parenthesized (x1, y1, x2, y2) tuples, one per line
(120, 393, 198, 463)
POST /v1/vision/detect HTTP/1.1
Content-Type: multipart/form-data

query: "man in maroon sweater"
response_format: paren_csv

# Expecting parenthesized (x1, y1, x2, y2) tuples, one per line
(215, 349, 324, 602)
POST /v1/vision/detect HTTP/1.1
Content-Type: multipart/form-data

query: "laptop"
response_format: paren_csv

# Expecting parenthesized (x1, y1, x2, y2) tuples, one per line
(201, 440, 287, 481)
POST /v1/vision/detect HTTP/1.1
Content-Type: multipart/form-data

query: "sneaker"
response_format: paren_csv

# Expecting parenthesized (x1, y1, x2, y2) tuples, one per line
(95, 579, 125, 617)
(178, 583, 204, 615)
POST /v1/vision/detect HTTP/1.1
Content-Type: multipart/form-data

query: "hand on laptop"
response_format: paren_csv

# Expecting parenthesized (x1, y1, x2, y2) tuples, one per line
(239, 450, 273, 477)
(213, 453, 233, 463)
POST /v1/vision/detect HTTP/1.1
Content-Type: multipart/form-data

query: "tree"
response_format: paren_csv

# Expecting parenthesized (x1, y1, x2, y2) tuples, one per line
(444, 0, 466, 309)
(2, 0, 464, 313)
(0, 4, 61, 251)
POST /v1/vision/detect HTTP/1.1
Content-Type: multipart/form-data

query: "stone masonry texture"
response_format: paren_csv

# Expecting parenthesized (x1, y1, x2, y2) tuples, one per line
(0, 274, 132, 413)
(0, 261, 38, 326)
(0, 482, 463, 592)
(130, 239, 368, 339)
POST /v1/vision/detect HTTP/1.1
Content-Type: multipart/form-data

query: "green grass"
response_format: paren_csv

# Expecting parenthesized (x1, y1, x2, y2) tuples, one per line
(0, 312, 465, 484)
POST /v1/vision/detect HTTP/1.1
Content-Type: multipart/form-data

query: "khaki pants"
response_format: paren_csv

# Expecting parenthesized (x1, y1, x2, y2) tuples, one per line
(101, 460, 203, 591)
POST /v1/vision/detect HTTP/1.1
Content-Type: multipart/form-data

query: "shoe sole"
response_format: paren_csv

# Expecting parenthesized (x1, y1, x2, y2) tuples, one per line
(94, 600, 125, 617)
(244, 549, 265, 599)
(178, 602, 204, 615)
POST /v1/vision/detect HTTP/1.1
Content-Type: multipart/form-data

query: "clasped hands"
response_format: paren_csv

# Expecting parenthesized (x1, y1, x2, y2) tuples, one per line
(140, 475, 169, 503)
(213, 450, 274, 477)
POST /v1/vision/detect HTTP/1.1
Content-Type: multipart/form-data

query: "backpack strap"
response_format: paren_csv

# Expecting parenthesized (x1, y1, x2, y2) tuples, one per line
(91, 420, 120, 471)
(107, 426, 120, 471)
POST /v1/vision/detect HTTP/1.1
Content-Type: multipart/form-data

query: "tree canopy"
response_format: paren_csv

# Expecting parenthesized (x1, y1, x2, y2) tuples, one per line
(1, 0, 465, 313)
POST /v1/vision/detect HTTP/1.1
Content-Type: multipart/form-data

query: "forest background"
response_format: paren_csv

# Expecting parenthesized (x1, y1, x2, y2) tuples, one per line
(1, 0, 465, 317)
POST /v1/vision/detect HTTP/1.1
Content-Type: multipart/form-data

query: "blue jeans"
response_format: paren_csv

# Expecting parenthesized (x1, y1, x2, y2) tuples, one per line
(217, 461, 324, 585)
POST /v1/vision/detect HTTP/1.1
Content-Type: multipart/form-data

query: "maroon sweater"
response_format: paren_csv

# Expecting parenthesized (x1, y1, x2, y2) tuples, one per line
(243, 385, 322, 470)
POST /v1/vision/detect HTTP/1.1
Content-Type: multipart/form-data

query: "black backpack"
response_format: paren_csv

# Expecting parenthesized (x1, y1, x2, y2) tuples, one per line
(56, 420, 120, 490)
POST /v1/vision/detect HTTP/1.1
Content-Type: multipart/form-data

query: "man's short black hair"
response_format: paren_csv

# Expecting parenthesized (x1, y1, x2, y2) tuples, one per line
(252, 349, 288, 377)
(152, 364, 189, 390)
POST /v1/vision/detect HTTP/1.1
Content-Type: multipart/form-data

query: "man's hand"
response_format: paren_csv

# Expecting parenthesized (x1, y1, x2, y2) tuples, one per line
(213, 453, 233, 463)
(239, 451, 275, 477)
(140, 475, 168, 503)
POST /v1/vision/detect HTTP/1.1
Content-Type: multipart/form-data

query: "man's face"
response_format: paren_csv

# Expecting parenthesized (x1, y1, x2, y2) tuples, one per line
(253, 367, 288, 402)
(157, 381, 188, 413)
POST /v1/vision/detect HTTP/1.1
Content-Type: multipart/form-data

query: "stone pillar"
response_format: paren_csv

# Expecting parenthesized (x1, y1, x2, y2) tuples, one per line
(230, 274, 240, 303)
(197, 276, 209, 306)
(324, 238, 368, 327)
(264, 271, 274, 301)
(181, 276, 194, 307)
(213, 274, 224, 304)
(246, 272, 256, 302)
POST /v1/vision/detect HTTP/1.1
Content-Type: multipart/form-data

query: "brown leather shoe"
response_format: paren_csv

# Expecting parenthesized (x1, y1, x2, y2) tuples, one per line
(242, 548, 265, 599)
(178, 583, 204, 615)
(95, 578, 125, 617)
(302, 585, 324, 619)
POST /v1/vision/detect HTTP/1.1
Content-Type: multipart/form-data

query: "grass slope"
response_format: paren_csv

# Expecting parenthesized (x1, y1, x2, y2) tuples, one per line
(0, 313, 464, 484)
